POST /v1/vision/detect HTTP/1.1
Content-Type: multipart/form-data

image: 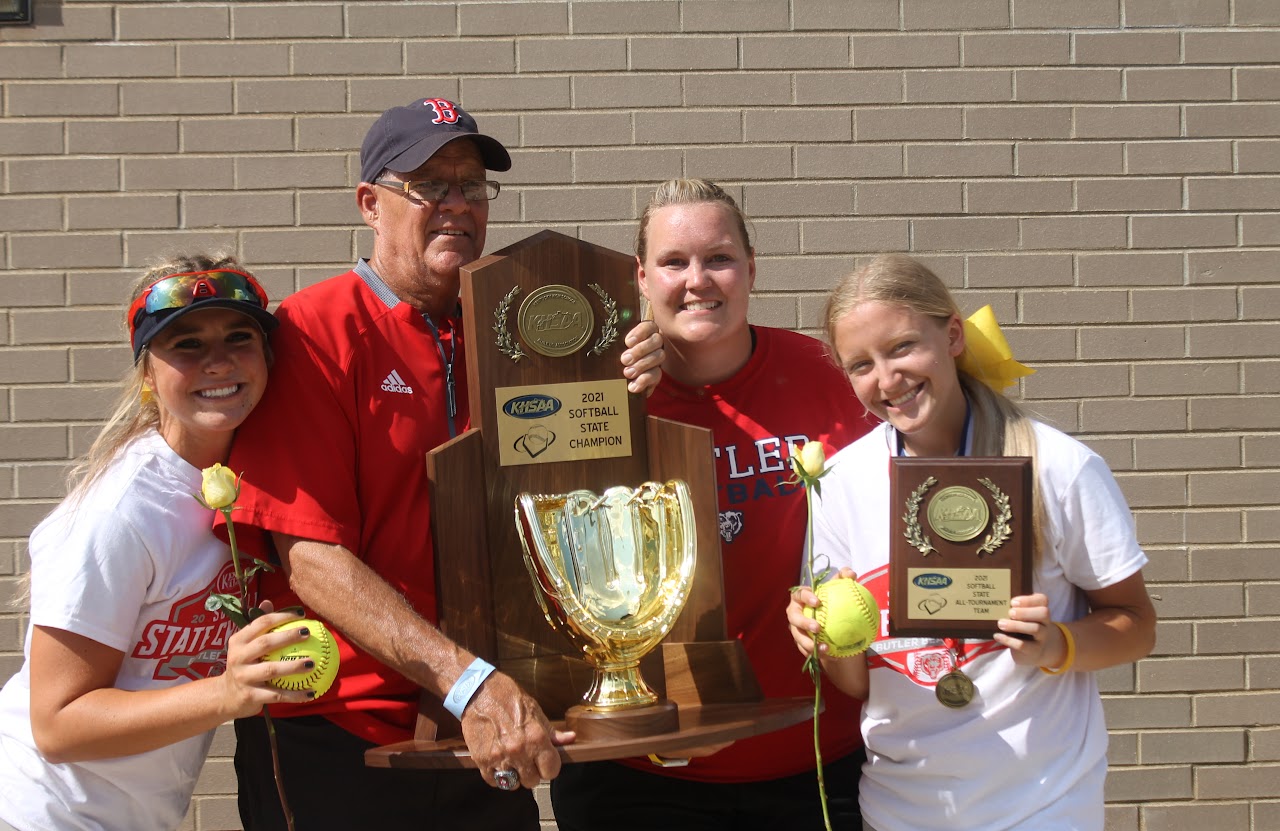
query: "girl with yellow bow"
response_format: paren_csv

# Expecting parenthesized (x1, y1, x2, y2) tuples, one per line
(787, 254, 1156, 831)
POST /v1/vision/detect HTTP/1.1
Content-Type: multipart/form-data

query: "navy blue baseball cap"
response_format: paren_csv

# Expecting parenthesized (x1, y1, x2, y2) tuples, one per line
(359, 97, 511, 184)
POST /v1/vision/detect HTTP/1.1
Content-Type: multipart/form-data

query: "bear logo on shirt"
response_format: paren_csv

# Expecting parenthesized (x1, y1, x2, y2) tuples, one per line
(719, 510, 744, 543)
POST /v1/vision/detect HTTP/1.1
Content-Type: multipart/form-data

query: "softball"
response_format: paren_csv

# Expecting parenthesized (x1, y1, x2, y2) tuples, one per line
(262, 619, 339, 698)
(803, 579, 879, 658)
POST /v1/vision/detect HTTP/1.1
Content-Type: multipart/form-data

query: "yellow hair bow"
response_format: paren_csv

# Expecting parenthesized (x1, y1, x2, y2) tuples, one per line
(957, 305, 1034, 392)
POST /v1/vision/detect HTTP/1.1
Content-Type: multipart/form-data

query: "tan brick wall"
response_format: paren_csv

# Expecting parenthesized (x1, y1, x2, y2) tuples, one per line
(2, 2, 1278, 829)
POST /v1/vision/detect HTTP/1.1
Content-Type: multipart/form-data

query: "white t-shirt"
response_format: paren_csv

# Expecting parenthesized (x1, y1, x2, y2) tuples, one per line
(0, 430, 240, 831)
(812, 421, 1148, 831)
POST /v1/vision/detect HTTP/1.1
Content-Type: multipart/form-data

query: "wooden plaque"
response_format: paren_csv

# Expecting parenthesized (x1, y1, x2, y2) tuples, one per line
(889, 457, 1032, 639)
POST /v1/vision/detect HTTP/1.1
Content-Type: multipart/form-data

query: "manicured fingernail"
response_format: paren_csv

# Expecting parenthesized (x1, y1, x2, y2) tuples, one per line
(307, 690, 316, 699)
(298, 628, 309, 638)
(304, 660, 315, 670)
(295, 608, 306, 616)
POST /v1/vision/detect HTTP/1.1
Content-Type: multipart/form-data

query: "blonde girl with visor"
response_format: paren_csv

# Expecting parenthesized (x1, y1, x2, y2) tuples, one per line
(0, 255, 316, 831)
(788, 254, 1156, 831)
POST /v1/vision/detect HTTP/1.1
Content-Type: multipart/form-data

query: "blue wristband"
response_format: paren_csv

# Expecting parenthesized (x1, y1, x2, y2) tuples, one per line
(443, 657, 496, 721)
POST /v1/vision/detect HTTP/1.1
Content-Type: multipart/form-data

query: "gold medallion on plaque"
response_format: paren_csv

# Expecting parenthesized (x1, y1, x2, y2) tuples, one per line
(927, 486, 989, 543)
(518, 285, 595, 358)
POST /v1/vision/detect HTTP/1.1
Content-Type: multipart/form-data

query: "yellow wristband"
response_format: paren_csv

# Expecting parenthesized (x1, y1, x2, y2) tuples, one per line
(1039, 621, 1076, 675)
(647, 753, 690, 768)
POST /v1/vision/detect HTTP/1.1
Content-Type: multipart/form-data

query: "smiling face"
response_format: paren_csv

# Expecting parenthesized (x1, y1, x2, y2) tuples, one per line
(144, 307, 269, 469)
(637, 201, 756, 386)
(358, 139, 490, 320)
(833, 300, 968, 457)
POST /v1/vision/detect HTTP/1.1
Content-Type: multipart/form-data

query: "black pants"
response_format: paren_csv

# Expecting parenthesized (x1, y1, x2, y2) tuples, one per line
(551, 749, 864, 831)
(235, 716, 538, 831)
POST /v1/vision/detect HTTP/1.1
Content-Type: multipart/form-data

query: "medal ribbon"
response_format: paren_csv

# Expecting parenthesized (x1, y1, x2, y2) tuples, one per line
(943, 637, 964, 671)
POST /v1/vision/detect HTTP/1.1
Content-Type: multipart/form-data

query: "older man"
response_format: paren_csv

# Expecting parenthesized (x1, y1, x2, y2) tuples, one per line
(225, 98, 662, 830)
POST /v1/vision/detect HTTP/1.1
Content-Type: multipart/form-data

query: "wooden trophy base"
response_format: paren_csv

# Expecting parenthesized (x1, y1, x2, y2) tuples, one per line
(364, 698, 815, 770)
(365, 640, 814, 770)
(565, 700, 679, 742)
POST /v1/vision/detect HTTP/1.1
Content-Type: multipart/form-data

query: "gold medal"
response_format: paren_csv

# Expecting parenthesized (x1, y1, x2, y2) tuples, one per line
(935, 669, 975, 708)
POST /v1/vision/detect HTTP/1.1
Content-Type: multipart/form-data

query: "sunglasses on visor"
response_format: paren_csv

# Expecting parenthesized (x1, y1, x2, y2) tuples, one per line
(128, 269, 269, 336)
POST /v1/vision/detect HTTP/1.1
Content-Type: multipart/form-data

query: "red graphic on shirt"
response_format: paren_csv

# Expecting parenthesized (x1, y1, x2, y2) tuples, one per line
(130, 561, 250, 681)
(913, 650, 951, 681)
(860, 565, 1004, 689)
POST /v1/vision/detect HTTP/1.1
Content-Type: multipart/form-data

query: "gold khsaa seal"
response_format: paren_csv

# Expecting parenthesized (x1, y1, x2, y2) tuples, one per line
(518, 285, 595, 357)
(927, 486, 990, 543)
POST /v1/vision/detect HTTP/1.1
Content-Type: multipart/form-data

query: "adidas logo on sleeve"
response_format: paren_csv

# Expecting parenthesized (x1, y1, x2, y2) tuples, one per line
(381, 369, 414, 394)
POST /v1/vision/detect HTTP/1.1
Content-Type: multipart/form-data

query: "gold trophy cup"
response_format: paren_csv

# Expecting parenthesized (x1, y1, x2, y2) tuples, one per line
(515, 480, 696, 740)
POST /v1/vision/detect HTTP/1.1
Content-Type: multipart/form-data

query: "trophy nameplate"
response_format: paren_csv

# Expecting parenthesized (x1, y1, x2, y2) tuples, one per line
(495, 379, 632, 466)
(889, 457, 1032, 639)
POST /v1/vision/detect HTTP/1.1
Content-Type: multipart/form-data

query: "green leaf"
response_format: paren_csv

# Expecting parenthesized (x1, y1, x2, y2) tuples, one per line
(803, 652, 821, 684)
(205, 593, 240, 613)
(810, 553, 834, 587)
(205, 593, 250, 629)
(242, 558, 277, 581)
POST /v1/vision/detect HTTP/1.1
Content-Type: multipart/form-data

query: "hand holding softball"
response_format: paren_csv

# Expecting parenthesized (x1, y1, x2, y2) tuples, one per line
(219, 610, 322, 718)
(789, 568, 878, 659)
(802, 578, 880, 658)
(261, 618, 340, 698)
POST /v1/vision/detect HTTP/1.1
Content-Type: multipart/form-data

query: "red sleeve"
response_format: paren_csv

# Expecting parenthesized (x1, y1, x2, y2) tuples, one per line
(217, 297, 361, 559)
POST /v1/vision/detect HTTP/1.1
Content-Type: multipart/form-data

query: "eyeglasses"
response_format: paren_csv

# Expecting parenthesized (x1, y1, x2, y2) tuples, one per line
(127, 269, 270, 339)
(374, 178, 501, 203)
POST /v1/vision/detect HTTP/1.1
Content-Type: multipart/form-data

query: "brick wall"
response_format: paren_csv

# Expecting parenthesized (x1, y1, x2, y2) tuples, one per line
(1, 2, 1278, 829)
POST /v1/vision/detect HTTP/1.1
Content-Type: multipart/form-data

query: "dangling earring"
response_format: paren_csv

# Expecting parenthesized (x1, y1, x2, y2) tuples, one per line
(140, 384, 154, 406)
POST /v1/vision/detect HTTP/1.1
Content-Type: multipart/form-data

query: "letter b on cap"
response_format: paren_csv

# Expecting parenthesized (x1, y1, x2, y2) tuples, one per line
(423, 98, 460, 125)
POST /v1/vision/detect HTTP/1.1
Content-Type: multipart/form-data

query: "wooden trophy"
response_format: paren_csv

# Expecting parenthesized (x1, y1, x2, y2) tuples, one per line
(366, 231, 811, 769)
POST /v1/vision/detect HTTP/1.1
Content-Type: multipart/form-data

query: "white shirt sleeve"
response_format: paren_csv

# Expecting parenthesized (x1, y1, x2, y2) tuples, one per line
(28, 502, 155, 654)
(1049, 442, 1148, 593)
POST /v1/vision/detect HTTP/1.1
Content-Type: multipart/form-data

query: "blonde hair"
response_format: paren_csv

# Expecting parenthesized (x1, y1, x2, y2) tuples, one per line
(824, 254, 1048, 559)
(8, 253, 257, 610)
(66, 251, 248, 499)
(635, 178, 753, 263)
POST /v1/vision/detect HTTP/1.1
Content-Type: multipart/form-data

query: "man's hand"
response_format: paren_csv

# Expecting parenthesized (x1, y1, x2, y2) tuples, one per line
(274, 533, 574, 787)
(621, 319, 664, 396)
(461, 672, 575, 790)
